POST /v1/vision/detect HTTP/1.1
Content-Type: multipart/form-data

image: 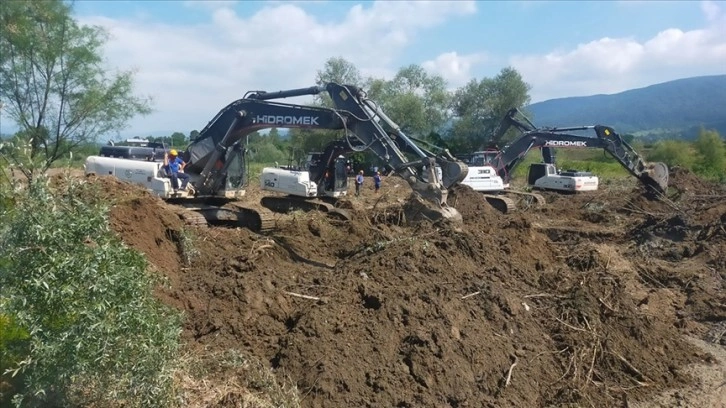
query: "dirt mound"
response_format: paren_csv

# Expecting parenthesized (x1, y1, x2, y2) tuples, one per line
(448, 183, 499, 223)
(77, 175, 188, 287)
(668, 166, 725, 196)
(84, 173, 725, 408)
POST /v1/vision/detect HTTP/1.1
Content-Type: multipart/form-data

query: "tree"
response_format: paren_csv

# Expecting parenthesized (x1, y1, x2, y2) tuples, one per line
(448, 67, 531, 153)
(170, 131, 186, 147)
(285, 57, 366, 164)
(0, 177, 180, 406)
(287, 127, 339, 163)
(648, 139, 695, 168)
(0, 0, 151, 179)
(365, 64, 451, 139)
(693, 127, 725, 180)
(189, 129, 200, 141)
(267, 128, 283, 149)
(315, 57, 363, 107)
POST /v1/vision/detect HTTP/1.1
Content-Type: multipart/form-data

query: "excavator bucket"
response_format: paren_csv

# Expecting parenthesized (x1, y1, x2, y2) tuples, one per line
(438, 160, 469, 189)
(640, 162, 669, 194)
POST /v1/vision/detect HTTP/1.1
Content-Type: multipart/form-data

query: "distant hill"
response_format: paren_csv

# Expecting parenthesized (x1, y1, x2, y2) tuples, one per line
(527, 75, 726, 140)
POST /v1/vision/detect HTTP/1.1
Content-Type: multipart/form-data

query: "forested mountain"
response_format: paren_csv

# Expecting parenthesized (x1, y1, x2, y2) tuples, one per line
(527, 75, 726, 140)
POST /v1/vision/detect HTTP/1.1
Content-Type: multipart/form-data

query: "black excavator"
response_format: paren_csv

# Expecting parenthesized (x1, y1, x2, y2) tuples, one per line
(243, 83, 475, 222)
(85, 82, 470, 230)
(487, 123, 670, 194)
(456, 108, 669, 212)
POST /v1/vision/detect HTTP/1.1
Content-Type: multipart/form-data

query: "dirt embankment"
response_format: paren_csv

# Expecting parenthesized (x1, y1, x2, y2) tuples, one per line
(91, 168, 725, 408)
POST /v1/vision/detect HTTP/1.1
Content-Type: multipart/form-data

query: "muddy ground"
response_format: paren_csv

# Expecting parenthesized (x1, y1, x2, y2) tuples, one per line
(87, 169, 724, 407)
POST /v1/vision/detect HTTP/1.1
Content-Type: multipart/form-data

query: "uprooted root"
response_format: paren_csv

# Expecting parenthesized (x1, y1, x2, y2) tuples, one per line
(369, 204, 407, 226)
(531, 268, 698, 406)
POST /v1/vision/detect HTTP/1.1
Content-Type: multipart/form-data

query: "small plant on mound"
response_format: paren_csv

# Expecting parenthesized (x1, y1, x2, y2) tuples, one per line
(0, 176, 182, 407)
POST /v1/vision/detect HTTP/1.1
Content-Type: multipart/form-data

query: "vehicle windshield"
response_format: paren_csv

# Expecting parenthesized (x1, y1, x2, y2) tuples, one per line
(470, 150, 499, 166)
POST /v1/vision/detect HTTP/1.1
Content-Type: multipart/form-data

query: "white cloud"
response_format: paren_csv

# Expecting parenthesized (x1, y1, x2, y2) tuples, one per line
(702, 0, 721, 21)
(511, 0, 726, 102)
(79, 1, 476, 136)
(422, 51, 487, 89)
(67, 0, 726, 137)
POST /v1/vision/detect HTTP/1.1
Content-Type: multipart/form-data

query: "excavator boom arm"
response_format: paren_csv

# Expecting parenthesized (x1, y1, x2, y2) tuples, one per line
(182, 83, 469, 220)
(185, 99, 347, 194)
(242, 83, 468, 217)
(492, 126, 669, 193)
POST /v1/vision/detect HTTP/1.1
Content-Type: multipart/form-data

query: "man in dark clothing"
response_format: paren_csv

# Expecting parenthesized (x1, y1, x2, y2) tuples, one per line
(164, 149, 190, 192)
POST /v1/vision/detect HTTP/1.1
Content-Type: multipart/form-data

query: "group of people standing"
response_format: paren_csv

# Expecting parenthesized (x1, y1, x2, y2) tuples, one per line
(354, 170, 382, 197)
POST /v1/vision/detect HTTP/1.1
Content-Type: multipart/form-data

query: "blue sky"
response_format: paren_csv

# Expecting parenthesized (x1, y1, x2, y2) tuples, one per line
(2, 1, 725, 138)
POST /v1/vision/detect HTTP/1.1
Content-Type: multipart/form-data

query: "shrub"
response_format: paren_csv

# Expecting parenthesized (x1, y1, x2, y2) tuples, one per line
(692, 128, 726, 182)
(0, 176, 182, 407)
(648, 140, 695, 168)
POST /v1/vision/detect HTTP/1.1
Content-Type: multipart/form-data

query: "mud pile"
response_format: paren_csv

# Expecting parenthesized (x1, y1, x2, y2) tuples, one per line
(88, 171, 724, 407)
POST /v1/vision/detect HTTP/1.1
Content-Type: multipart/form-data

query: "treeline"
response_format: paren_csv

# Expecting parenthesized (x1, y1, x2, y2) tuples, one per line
(647, 127, 726, 182)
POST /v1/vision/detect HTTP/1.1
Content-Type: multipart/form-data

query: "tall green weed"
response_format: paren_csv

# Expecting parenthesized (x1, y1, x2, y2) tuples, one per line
(0, 176, 182, 407)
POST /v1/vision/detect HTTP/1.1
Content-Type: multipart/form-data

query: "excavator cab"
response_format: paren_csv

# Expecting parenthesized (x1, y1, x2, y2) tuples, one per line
(223, 146, 247, 193)
(319, 155, 349, 196)
(331, 156, 349, 194)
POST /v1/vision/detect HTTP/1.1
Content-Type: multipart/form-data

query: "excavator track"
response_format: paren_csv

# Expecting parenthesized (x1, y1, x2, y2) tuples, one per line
(480, 190, 546, 214)
(482, 194, 517, 214)
(169, 198, 276, 233)
(221, 202, 277, 233)
(504, 190, 547, 208)
(260, 196, 352, 221)
(172, 206, 209, 227)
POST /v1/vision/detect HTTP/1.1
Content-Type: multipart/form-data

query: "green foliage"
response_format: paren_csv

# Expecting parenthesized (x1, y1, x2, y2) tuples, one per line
(448, 67, 532, 152)
(366, 64, 451, 137)
(249, 140, 288, 164)
(170, 132, 187, 147)
(286, 128, 340, 166)
(0, 177, 181, 407)
(315, 56, 363, 107)
(511, 149, 632, 182)
(692, 127, 726, 181)
(245, 129, 293, 165)
(0, 0, 151, 180)
(0, 314, 30, 400)
(647, 140, 695, 168)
